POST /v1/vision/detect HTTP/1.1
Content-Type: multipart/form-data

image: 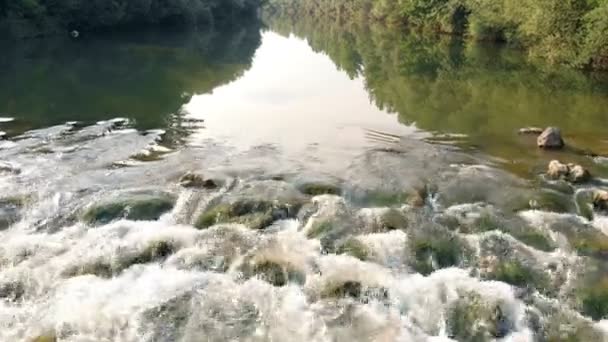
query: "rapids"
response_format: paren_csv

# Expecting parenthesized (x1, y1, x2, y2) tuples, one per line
(1, 22, 608, 342)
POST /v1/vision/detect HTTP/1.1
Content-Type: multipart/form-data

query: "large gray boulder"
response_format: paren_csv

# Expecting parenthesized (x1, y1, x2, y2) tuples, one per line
(537, 127, 564, 149)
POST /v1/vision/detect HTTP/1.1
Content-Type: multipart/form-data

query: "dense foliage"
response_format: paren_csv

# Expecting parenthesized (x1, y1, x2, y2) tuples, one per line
(266, 0, 608, 69)
(0, 0, 262, 38)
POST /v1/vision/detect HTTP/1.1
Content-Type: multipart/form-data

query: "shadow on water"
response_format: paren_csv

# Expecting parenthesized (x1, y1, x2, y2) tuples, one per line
(0, 22, 262, 137)
(267, 15, 608, 177)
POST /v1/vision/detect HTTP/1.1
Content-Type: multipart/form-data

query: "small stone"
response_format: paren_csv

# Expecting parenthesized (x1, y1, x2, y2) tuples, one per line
(547, 160, 569, 179)
(568, 164, 591, 183)
(593, 190, 608, 211)
(537, 127, 564, 149)
(518, 127, 544, 135)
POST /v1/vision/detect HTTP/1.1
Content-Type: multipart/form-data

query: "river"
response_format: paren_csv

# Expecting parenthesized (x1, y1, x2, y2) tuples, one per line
(1, 16, 608, 342)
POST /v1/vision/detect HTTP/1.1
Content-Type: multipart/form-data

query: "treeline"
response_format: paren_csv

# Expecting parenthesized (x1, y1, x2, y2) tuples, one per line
(266, 0, 608, 69)
(0, 0, 262, 38)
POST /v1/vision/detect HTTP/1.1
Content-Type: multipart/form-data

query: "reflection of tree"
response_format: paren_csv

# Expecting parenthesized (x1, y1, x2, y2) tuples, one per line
(267, 15, 608, 141)
(0, 22, 262, 137)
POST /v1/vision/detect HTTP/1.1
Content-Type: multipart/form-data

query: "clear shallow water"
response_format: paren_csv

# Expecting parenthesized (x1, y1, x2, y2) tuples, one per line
(1, 18, 608, 342)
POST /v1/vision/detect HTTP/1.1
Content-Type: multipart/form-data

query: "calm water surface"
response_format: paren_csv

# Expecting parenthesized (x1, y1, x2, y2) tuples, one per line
(1, 17, 608, 342)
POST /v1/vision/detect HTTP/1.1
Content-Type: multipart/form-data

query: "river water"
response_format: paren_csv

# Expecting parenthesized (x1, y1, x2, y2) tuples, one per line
(1, 17, 608, 342)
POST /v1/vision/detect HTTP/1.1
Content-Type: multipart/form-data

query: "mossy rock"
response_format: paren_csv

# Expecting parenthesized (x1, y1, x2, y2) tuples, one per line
(577, 277, 608, 320)
(379, 208, 408, 230)
(64, 240, 177, 278)
(360, 190, 409, 207)
(535, 190, 576, 213)
(520, 190, 575, 214)
(195, 199, 302, 230)
(484, 260, 550, 293)
(409, 230, 472, 275)
(447, 293, 512, 342)
(298, 182, 341, 196)
(570, 230, 608, 259)
(511, 230, 555, 252)
(306, 220, 336, 239)
(320, 281, 362, 299)
(82, 195, 175, 225)
(451, 209, 555, 252)
(336, 238, 369, 261)
(247, 260, 304, 287)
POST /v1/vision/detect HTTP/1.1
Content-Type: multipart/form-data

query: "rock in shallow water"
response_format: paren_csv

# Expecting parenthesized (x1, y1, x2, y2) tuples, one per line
(594, 190, 608, 211)
(518, 127, 544, 135)
(81, 193, 175, 225)
(537, 127, 564, 149)
(179, 172, 218, 189)
(195, 199, 302, 229)
(546, 160, 591, 183)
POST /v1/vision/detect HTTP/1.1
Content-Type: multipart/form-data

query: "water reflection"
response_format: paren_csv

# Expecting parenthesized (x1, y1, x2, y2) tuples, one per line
(267, 15, 608, 175)
(0, 24, 262, 137)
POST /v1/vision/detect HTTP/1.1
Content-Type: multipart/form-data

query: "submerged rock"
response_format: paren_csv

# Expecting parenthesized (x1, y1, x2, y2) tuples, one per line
(537, 127, 564, 149)
(140, 293, 192, 342)
(546, 160, 591, 183)
(518, 127, 544, 135)
(484, 260, 549, 292)
(82, 193, 175, 225)
(179, 172, 218, 189)
(63, 240, 178, 278)
(320, 281, 363, 299)
(408, 226, 472, 275)
(243, 260, 304, 287)
(336, 238, 370, 261)
(195, 199, 302, 229)
(0, 197, 24, 230)
(297, 182, 341, 196)
(447, 293, 513, 341)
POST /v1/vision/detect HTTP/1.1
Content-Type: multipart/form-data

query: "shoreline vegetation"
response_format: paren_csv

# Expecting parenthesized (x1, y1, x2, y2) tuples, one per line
(265, 0, 608, 70)
(0, 0, 262, 39)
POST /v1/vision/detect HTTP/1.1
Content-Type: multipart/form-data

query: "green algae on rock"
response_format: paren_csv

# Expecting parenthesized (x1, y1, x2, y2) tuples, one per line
(82, 193, 175, 225)
(577, 277, 608, 321)
(484, 260, 550, 293)
(63, 240, 178, 278)
(195, 199, 303, 230)
(447, 293, 513, 341)
(297, 182, 341, 196)
(336, 237, 369, 261)
(408, 227, 472, 275)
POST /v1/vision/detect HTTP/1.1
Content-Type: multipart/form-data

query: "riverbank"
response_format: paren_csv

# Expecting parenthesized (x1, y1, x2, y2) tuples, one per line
(265, 0, 608, 70)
